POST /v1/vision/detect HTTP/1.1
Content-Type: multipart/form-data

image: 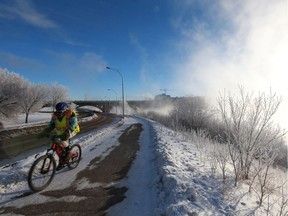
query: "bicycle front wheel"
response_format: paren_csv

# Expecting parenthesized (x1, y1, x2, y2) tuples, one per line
(67, 144, 82, 169)
(28, 155, 56, 192)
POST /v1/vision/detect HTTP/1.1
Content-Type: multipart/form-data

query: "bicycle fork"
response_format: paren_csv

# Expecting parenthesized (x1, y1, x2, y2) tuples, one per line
(40, 155, 53, 174)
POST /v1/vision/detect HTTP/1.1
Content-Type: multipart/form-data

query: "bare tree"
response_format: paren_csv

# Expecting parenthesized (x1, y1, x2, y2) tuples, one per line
(49, 82, 68, 110)
(214, 143, 230, 183)
(19, 84, 49, 123)
(217, 86, 286, 183)
(172, 96, 210, 132)
(227, 140, 242, 186)
(0, 68, 29, 118)
(208, 147, 218, 178)
(278, 181, 288, 216)
(0, 68, 70, 121)
(252, 148, 279, 206)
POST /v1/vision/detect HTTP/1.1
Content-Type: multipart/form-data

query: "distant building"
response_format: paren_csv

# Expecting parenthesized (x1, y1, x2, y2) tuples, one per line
(155, 93, 172, 101)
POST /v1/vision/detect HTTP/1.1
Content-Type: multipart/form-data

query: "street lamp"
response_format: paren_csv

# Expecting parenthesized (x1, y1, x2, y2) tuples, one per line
(106, 66, 125, 118)
(107, 88, 118, 114)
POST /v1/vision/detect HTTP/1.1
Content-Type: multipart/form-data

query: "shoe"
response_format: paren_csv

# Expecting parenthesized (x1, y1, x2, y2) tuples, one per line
(56, 163, 64, 171)
(62, 150, 71, 161)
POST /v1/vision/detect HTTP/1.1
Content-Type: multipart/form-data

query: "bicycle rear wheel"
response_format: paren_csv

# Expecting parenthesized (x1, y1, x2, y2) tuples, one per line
(28, 155, 56, 192)
(67, 144, 82, 169)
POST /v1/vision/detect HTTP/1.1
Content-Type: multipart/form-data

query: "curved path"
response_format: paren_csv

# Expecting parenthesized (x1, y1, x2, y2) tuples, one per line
(0, 112, 114, 161)
(0, 116, 156, 216)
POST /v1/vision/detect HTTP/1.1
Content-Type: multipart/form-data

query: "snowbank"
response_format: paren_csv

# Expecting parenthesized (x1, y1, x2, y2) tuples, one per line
(0, 116, 286, 215)
(151, 121, 287, 216)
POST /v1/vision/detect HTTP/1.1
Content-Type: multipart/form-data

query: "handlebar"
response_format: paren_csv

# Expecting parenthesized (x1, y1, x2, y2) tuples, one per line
(49, 134, 62, 143)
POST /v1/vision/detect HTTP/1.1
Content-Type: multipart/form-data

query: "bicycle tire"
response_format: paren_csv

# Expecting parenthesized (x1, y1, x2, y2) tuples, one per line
(67, 144, 82, 169)
(28, 154, 56, 192)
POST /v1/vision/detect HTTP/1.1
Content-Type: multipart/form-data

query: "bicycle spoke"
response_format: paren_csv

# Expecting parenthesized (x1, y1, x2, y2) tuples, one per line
(28, 155, 56, 192)
(67, 144, 81, 169)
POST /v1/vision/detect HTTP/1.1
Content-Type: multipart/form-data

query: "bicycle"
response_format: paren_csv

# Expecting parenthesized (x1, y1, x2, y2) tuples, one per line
(28, 136, 82, 192)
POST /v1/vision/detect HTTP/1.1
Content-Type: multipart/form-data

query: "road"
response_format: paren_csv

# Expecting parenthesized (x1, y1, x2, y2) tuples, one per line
(0, 116, 154, 215)
(0, 112, 114, 162)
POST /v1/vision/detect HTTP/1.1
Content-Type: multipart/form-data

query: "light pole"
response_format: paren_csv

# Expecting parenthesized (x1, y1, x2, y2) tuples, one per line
(106, 66, 125, 118)
(107, 88, 118, 114)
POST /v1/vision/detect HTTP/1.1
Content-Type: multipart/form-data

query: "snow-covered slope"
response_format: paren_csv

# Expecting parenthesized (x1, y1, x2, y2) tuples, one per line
(0, 116, 287, 215)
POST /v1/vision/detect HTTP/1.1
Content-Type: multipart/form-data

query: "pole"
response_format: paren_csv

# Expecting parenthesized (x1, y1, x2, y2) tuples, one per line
(106, 66, 125, 118)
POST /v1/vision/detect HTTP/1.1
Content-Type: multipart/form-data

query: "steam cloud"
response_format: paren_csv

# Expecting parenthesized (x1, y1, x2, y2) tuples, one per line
(172, 0, 288, 131)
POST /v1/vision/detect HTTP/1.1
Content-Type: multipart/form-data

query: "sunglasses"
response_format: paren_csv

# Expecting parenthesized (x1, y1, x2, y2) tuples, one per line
(55, 110, 65, 115)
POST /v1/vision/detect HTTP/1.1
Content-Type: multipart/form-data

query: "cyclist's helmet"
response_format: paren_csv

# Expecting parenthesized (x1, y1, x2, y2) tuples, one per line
(56, 102, 68, 111)
(55, 102, 68, 118)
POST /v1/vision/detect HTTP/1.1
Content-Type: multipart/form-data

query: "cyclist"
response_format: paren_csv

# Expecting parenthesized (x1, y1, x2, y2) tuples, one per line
(39, 102, 80, 169)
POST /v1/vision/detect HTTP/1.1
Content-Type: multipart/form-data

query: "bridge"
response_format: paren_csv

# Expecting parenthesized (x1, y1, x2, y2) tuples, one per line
(73, 100, 155, 113)
(73, 100, 118, 113)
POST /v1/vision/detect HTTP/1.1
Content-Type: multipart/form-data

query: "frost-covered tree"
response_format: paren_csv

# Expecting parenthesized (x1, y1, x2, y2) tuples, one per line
(217, 86, 286, 183)
(214, 143, 230, 183)
(252, 147, 279, 206)
(0, 68, 29, 118)
(171, 96, 210, 132)
(19, 83, 49, 123)
(49, 82, 68, 110)
(278, 181, 288, 216)
(0, 68, 70, 121)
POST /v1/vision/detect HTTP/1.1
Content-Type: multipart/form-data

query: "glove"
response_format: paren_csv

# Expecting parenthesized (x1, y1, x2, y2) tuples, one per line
(60, 129, 70, 141)
(51, 134, 61, 143)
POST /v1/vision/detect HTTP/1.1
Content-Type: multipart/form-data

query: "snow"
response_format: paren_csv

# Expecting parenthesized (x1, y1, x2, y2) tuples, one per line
(0, 107, 287, 215)
(1, 106, 98, 129)
(1, 111, 51, 129)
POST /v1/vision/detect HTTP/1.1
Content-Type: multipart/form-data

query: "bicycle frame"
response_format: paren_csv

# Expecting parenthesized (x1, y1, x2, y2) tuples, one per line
(47, 142, 79, 165)
(46, 142, 65, 163)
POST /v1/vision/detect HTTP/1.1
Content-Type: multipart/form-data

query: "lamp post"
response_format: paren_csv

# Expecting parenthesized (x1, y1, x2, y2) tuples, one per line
(107, 88, 118, 114)
(106, 66, 125, 118)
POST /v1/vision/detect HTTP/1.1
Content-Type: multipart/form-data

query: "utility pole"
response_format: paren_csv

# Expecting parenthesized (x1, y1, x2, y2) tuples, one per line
(106, 66, 125, 119)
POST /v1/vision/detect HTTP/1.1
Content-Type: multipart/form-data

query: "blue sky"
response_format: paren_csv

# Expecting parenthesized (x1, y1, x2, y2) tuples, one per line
(0, 0, 287, 106)
(0, 0, 186, 100)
